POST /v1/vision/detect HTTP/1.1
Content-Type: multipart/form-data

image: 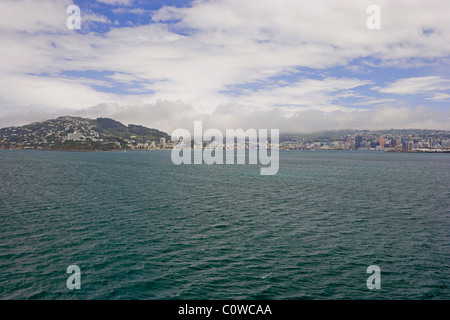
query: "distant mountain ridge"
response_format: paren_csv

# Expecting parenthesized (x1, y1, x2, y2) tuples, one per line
(0, 116, 171, 151)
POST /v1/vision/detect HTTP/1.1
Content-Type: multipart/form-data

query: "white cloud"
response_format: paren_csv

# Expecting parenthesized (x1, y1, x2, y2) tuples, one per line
(428, 92, 450, 101)
(112, 7, 150, 15)
(1, 99, 448, 133)
(83, 13, 111, 25)
(226, 77, 372, 114)
(374, 76, 450, 94)
(0, 0, 71, 33)
(67, 102, 448, 134)
(97, 0, 135, 6)
(0, 74, 113, 111)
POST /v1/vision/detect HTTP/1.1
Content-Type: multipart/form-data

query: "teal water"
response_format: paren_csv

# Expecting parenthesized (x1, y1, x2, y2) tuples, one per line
(0, 150, 449, 299)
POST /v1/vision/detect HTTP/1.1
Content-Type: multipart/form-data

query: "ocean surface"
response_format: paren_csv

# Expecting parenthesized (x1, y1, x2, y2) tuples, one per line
(0, 150, 449, 300)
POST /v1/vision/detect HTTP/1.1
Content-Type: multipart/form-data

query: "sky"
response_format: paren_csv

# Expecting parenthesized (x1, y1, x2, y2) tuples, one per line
(0, 0, 449, 133)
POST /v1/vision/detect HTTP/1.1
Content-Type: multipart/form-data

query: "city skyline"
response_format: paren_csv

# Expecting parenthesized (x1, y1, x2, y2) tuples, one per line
(1, 114, 449, 152)
(0, 0, 449, 133)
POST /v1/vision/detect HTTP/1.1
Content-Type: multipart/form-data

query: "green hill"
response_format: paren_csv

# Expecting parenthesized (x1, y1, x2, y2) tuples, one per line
(0, 116, 171, 151)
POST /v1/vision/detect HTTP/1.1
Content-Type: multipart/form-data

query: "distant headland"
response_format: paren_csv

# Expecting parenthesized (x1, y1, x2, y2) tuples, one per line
(0, 116, 172, 151)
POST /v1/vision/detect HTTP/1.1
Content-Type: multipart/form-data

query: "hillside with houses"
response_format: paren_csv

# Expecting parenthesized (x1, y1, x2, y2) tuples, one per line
(0, 116, 172, 151)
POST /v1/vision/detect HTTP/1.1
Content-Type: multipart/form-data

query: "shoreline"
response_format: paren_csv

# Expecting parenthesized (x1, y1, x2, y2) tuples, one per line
(1, 148, 449, 153)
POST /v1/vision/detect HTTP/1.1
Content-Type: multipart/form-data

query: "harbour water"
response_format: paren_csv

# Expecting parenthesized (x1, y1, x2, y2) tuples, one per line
(0, 150, 449, 299)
